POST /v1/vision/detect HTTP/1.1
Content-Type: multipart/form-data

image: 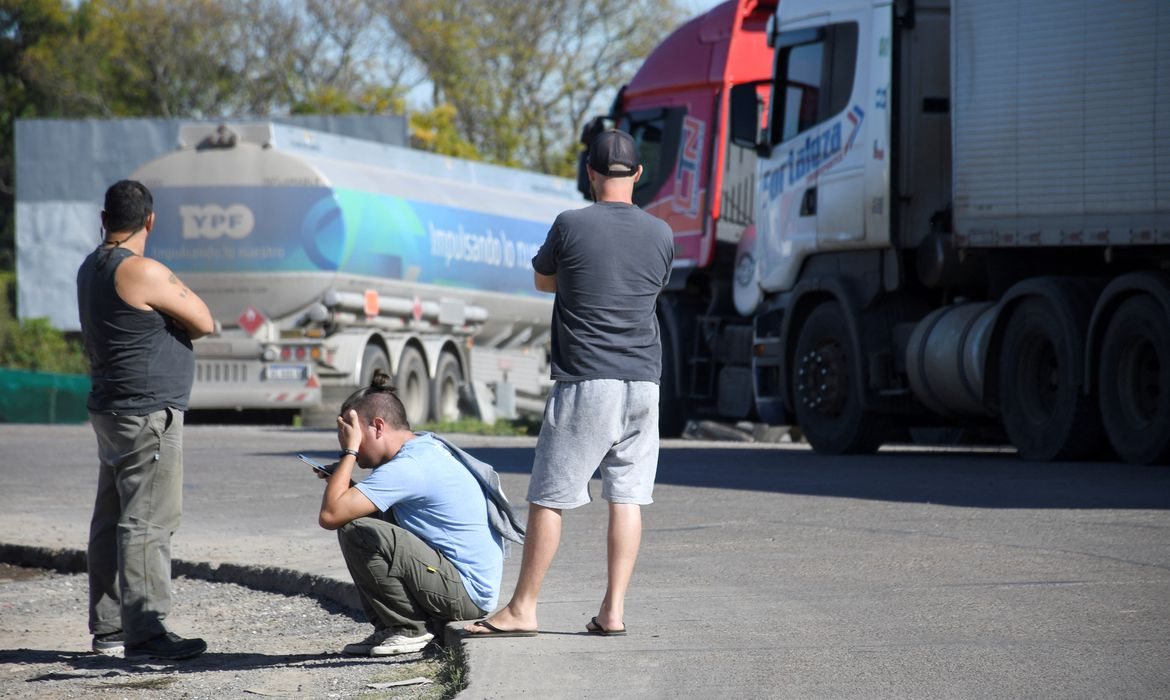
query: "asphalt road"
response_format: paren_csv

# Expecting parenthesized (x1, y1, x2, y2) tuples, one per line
(1, 423, 1168, 699)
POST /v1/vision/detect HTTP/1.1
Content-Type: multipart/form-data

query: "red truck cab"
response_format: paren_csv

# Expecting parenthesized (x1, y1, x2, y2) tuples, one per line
(578, 0, 776, 434)
(581, 0, 775, 269)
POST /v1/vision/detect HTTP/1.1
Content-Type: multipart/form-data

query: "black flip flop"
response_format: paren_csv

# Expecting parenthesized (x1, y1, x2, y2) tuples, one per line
(462, 619, 538, 638)
(585, 616, 627, 636)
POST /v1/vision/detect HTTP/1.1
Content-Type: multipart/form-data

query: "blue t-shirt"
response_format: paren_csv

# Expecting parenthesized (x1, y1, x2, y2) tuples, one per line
(355, 434, 503, 611)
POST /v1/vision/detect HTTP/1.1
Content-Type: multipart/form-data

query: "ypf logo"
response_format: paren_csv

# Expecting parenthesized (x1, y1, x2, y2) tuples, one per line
(179, 204, 255, 240)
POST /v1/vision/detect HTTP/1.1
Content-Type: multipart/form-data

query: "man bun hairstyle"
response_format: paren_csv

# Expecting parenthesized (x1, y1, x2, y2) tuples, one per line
(103, 180, 153, 234)
(339, 368, 411, 430)
(369, 369, 394, 391)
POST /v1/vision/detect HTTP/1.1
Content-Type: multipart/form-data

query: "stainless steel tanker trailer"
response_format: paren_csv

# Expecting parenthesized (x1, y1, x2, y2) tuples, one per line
(132, 122, 581, 425)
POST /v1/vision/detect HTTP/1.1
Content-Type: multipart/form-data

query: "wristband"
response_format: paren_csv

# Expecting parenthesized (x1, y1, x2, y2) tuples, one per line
(339, 448, 359, 459)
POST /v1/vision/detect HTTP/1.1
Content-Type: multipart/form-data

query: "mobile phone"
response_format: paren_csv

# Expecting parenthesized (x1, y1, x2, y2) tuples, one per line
(297, 453, 335, 476)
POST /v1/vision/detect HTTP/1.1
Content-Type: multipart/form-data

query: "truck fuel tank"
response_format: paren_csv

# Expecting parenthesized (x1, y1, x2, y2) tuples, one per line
(905, 302, 997, 418)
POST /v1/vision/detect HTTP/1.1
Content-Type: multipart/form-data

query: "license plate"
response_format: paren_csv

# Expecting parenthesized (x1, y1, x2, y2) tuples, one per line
(265, 364, 308, 381)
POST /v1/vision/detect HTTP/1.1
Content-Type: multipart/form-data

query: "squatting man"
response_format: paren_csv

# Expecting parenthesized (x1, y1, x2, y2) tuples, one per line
(313, 370, 523, 655)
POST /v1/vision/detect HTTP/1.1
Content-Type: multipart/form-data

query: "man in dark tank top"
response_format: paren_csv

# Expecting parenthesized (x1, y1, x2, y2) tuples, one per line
(76, 180, 215, 660)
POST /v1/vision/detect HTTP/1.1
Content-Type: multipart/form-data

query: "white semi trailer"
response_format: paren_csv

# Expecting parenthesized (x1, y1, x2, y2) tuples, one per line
(725, 0, 1170, 462)
(132, 122, 579, 425)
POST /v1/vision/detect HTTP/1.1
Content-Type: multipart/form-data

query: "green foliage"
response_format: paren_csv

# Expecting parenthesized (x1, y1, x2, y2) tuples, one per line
(417, 416, 539, 437)
(19, 1, 260, 118)
(292, 87, 364, 115)
(358, 87, 408, 117)
(409, 104, 481, 160)
(0, 271, 87, 374)
(431, 645, 468, 699)
(361, 645, 466, 699)
(0, 316, 89, 374)
(293, 86, 406, 116)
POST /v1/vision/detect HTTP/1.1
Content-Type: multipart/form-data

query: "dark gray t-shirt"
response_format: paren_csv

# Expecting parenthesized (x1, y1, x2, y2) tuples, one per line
(532, 202, 673, 382)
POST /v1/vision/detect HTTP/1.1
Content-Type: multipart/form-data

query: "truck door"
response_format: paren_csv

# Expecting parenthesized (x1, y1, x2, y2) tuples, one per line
(756, 12, 865, 294)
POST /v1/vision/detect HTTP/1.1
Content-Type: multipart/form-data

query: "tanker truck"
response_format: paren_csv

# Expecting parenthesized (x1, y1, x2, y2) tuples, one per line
(132, 122, 579, 426)
(586, 0, 1170, 463)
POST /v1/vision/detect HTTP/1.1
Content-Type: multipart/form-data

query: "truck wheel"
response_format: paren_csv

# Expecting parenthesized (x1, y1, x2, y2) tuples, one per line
(1098, 295, 1170, 465)
(430, 351, 464, 423)
(360, 343, 391, 387)
(300, 342, 390, 428)
(791, 301, 887, 454)
(659, 317, 686, 438)
(998, 297, 1103, 461)
(396, 347, 430, 428)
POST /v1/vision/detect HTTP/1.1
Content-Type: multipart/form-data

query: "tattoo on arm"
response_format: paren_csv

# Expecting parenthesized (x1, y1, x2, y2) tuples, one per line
(168, 273, 190, 298)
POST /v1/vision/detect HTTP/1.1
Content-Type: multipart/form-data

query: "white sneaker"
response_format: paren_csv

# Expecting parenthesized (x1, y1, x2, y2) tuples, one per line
(92, 631, 125, 655)
(343, 628, 433, 656)
(370, 630, 434, 656)
(343, 629, 393, 655)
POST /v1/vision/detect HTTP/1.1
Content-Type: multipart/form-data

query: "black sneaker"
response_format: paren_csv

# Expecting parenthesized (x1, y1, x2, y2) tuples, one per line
(92, 630, 125, 654)
(125, 632, 207, 660)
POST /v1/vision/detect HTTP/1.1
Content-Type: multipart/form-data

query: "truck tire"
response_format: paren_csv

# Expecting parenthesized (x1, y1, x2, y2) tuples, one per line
(360, 343, 391, 387)
(791, 301, 887, 454)
(659, 316, 686, 438)
(1098, 295, 1170, 465)
(430, 351, 464, 423)
(300, 342, 391, 428)
(998, 297, 1104, 461)
(396, 346, 430, 428)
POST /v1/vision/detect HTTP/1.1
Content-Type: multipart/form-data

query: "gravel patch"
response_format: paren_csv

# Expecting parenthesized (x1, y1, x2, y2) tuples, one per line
(0, 563, 461, 699)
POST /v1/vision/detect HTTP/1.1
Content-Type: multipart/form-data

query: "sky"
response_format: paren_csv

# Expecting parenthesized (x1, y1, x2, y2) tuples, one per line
(681, 0, 727, 19)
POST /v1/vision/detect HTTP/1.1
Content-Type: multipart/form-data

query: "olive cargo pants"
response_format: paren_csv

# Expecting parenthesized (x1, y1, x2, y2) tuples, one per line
(338, 517, 485, 636)
(87, 407, 184, 645)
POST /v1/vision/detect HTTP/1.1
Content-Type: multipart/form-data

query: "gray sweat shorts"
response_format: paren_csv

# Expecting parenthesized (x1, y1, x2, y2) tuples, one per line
(527, 379, 660, 509)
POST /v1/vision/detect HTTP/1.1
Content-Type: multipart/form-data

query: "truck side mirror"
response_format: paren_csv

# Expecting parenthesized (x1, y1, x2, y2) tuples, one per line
(576, 150, 592, 200)
(579, 116, 608, 146)
(729, 83, 765, 153)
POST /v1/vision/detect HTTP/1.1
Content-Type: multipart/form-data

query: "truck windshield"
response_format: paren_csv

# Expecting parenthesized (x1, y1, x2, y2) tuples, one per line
(771, 23, 858, 145)
(620, 107, 685, 207)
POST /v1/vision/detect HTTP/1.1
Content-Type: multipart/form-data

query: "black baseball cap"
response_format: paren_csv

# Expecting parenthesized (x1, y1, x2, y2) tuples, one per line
(588, 129, 640, 177)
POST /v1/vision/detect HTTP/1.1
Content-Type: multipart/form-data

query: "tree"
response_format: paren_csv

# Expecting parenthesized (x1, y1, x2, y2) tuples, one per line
(0, 0, 76, 270)
(240, 0, 417, 116)
(374, 0, 683, 174)
(409, 103, 479, 159)
(0, 0, 413, 271)
(291, 85, 406, 116)
(0, 0, 686, 272)
(20, 1, 248, 118)
(14, 0, 412, 119)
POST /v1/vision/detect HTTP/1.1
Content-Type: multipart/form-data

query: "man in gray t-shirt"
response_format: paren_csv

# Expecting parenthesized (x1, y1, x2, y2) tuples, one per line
(466, 129, 673, 639)
(535, 197, 673, 382)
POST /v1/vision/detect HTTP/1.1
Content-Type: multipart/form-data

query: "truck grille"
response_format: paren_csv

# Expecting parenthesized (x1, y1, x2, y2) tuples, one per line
(196, 362, 249, 384)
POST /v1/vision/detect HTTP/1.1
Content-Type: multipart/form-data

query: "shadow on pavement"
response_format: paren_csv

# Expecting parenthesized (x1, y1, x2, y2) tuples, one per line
(426, 445, 1170, 511)
(1, 648, 426, 676)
